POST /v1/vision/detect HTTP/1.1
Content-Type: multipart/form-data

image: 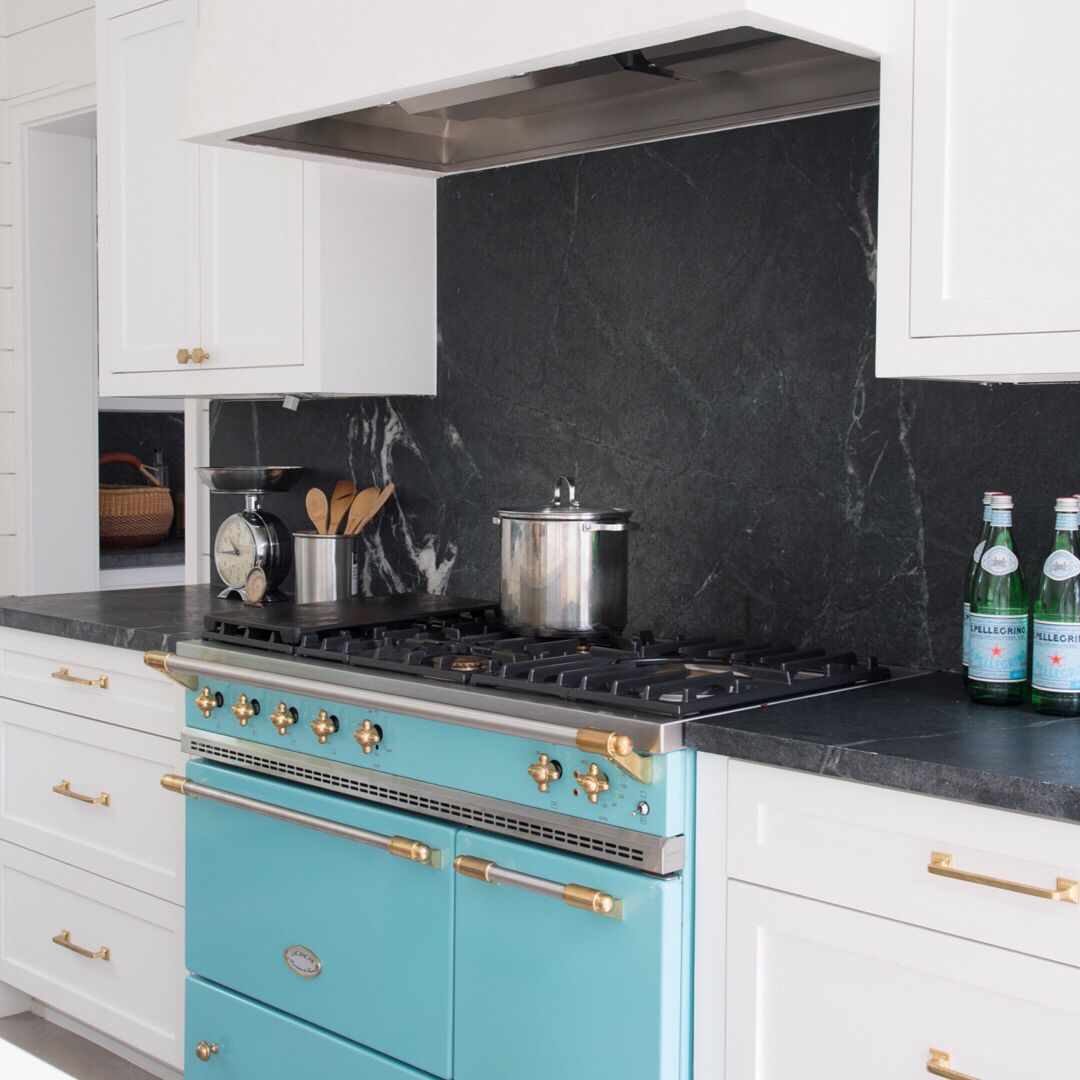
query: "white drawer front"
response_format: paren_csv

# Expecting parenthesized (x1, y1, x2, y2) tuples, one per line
(727, 882, 1080, 1080)
(0, 628, 183, 738)
(0, 841, 184, 1068)
(727, 760, 1080, 966)
(0, 700, 184, 902)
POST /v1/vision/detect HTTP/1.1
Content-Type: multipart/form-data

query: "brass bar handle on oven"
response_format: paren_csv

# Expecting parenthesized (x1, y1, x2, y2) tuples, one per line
(160, 775, 441, 867)
(453, 855, 623, 919)
(927, 1048, 981, 1080)
(52, 666, 108, 690)
(52, 929, 110, 962)
(53, 779, 110, 807)
(928, 851, 1080, 904)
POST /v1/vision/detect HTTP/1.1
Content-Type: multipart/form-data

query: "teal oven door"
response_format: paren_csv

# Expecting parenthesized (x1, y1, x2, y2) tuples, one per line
(452, 832, 687, 1080)
(183, 760, 456, 1078)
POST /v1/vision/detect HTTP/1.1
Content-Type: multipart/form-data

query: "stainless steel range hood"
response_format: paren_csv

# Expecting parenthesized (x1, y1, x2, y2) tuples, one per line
(233, 27, 879, 174)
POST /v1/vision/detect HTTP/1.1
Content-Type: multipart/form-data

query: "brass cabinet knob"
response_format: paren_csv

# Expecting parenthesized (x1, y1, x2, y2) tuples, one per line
(231, 693, 256, 727)
(191, 347, 210, 364)
(573, 762, 610, 803)
(176, 348, 190, 365)
(270, 701, 295, 736)
(195, 687, 219, 719)
(354, 718, 382, 753)
(310, 709, 338, 744)
(194, 1040, 219, 1062)
(527, 752, 561, 793)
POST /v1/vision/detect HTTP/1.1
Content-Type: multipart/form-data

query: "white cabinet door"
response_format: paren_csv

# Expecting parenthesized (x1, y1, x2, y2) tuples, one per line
(101, 0, 199, 375)
(727, 882, 1080, 1080)
(198, 145, 304, 371)
(877, 0, 1080, 379)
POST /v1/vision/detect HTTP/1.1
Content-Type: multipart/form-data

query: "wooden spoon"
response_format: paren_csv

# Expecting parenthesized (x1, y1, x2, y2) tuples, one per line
(327, 480, 356, 535)
(343, 486, 382, 535)
(305, 487, 329, 534)
(353, 483, 396, 533)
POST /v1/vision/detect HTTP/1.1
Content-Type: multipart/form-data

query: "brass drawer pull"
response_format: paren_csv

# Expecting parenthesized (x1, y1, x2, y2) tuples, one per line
(928, 851, 1080, 903)
(51, 666, 108, 690)
(194, 1041, 220, 1062)
(453, 854, 622, 919)
(53, 780, 111, 807)
(927, 1048, 980, 1080)
(52, 929, 110, 961)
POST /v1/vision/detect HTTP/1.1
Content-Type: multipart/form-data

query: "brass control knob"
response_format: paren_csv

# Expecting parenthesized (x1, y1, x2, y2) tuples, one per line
(191, 347, 210, 365)
(573, 762, 610, 804)
(270, 701, 295, 736)
(194, 1040, 219, 1062)
(354, 718, 382, 754)
(231, 693, 256, 727)
(310, 709, 338, 744)
(176, 348, 191, 365)
(195, 687, 219, 719)
(527, 753, 561, 793)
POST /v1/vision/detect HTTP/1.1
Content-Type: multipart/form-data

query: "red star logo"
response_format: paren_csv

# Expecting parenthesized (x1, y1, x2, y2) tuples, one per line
(1052, 654, 1064, 666)
(991, 646, 1003, 657)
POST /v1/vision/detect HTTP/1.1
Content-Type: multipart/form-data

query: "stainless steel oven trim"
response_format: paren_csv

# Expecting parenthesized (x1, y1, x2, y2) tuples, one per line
(182, 729, 685, 876)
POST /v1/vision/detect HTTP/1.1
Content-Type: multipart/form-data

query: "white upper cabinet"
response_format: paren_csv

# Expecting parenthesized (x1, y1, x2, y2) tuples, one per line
(97, 0, 436, 398)
(877, 0, 1080, 380)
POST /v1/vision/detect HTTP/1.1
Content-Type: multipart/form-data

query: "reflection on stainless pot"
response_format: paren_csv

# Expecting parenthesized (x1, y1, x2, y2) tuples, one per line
(493, 476, 639, 636)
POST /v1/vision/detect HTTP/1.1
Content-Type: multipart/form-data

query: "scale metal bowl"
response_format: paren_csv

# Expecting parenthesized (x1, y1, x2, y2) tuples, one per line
(196, 466, 304, 495)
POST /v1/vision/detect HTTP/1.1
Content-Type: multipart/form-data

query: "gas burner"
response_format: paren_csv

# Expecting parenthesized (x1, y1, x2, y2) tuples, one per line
(450, 656, 487, 673)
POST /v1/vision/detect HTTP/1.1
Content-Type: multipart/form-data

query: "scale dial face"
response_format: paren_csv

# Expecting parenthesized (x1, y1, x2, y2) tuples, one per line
(214, 514, 260, 589)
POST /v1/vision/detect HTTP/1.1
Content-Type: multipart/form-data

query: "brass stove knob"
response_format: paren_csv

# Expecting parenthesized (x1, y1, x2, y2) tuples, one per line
(230, 693, 256, 727)
(195, 687, 219, 719)
(310, 709, 338, 744)
(270, 701, 295, 736)
(354, 718, 382, 754)
(194, 1040, 219, 1062)
(527, 753, 561, 793)
(573, 762, 610, 804)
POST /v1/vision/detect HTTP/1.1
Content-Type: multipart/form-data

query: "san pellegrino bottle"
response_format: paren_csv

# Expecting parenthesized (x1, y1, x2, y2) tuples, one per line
(1031, 496, 1080, 716)
(962, 491, 1000, 675)
(967, 494, 1028, 704)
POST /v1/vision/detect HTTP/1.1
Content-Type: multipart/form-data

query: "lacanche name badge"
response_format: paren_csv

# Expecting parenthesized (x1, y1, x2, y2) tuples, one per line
(283, 944, 322, 978)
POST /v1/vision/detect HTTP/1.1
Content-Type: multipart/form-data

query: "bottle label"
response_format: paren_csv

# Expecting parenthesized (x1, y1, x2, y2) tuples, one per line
(1044, 550, 1080, 581)
(1056, 513, 1079, 531)
(989, 509, 1013, 526)
(968, 613, 1028, 682)
(962, 601, 971, 667)
(971, 540, 986, 565)
(980, 545, 1019, 575)
(1032, 620, 1080, 693)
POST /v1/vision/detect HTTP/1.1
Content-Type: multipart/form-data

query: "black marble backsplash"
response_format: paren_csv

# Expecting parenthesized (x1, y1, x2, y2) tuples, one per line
(211, 106, 1078, 671)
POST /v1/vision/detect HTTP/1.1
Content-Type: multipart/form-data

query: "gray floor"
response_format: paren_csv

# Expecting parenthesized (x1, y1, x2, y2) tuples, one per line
(0, 1013, 156, 1080)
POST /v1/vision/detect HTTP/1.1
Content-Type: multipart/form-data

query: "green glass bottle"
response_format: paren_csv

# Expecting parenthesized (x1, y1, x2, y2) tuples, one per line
(1031, 497, 1080, 716)
(967, 494, 1028, 705)
(962, 491, 1000, 676)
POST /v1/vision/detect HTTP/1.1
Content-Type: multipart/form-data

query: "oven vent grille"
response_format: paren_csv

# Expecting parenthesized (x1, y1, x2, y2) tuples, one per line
(184, 736, 669, 871)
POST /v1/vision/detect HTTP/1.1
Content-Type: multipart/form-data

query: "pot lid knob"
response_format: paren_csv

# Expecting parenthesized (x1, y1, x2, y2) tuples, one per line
(553, 475, 578, 507)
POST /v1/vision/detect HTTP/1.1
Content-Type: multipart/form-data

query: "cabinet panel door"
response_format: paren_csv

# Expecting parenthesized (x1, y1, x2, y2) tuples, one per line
(102, 0, 199, 374)
(199, 147, 303, 370)
(909, 0, 1080, 337)
(727, 882, 1080, 1080)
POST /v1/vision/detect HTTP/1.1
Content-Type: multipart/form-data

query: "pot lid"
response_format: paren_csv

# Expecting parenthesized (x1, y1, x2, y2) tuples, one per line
(496, 476, 634, 522)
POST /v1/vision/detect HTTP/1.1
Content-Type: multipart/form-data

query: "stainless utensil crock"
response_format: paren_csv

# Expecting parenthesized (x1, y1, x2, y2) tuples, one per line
(293, 532, 360, 604)
(494, 476, 639, 636)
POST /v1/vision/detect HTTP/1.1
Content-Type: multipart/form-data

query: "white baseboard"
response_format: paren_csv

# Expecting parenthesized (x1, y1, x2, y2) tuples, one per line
(28, 1002, 182, 1080)
(0, 980, 30, 1018)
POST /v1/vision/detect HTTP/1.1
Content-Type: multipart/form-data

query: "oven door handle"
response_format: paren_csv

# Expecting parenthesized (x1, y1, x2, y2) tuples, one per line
(161, 775, 442, 867)
(453, 854, 623, 919)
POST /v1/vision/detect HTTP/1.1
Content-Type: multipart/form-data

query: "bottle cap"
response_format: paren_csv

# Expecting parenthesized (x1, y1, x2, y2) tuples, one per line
(1056, 497, 1080, 513)
(990, 494, 1013, 509)
(982, 490, 1003, 503)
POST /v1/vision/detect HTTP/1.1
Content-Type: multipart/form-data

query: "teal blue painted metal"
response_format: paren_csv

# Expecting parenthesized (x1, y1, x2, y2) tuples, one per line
(186, 682, 687, 836)
(452, 830, 685, 1080)
(186, 976, 431, 1078)
(185, 761, 456, 1078)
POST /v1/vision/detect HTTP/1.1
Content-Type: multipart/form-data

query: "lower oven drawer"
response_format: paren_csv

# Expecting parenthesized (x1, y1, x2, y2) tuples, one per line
(186, 976, 434, 1078)
(183, 761, 456, 1079)
(452, 831, 687, 1080)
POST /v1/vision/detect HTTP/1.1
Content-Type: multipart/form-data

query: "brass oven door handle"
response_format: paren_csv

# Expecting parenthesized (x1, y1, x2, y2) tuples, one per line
(53, 780, 111, 807)
(454, 854, 622, 919)
(927, 1048, 981, 1080)
(160, 775, 441, 867)
(52, 666, 109, 690)
(928, 851, 1080, 903)
(52, 929, 110, 961)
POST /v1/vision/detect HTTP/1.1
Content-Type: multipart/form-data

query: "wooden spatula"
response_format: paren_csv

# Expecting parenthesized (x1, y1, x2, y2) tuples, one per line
(327, 480, 356, 534)
(353, 483, 396, 533)
(343, 486, 381, 535)
(305, 487, 329, 534)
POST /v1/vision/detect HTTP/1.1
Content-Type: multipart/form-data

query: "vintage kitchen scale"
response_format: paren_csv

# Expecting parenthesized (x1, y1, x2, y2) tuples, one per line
(197, 466, 304, 603)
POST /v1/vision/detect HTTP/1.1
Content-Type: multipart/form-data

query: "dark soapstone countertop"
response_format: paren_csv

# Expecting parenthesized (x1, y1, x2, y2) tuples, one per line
(687, 671, 1080, 823)
(100, 538, 186, 571)
(0, 585, 234, 652)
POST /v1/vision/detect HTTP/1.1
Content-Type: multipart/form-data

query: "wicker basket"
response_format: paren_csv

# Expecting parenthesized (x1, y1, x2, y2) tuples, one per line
(99, 452, 175, 549)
